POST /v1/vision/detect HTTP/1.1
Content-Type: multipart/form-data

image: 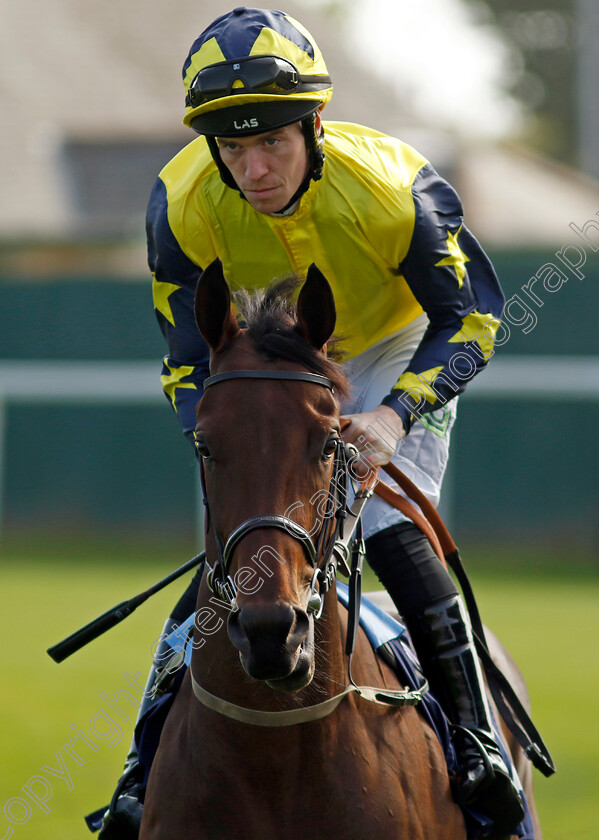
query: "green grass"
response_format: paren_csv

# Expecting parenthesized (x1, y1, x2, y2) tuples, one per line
(1, 539, 597, 839)
(0, 540, 194, 840)
(467, 573, 599, 838)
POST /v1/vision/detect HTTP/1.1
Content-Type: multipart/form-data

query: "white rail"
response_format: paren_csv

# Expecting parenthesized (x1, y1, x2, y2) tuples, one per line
(0, 360, 164, 403)
(0, 357, 598, 539)
(1, 356, 598, 403)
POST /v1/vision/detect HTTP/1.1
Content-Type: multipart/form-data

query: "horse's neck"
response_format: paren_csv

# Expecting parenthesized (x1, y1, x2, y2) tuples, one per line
(310, 590, 349, 693)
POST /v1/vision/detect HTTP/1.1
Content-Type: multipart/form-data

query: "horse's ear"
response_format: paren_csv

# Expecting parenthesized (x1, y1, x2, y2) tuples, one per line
(195, 259, 241, 351)
(296, 264, 336, 351)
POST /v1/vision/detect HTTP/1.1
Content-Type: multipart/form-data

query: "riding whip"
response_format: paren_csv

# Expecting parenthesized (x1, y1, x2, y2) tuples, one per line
(46, 552, 205, 663)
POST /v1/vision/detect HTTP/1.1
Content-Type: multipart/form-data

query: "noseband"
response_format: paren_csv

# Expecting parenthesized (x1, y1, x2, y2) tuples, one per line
(191, 367, 429, 724)
(197, 369, 349, 615)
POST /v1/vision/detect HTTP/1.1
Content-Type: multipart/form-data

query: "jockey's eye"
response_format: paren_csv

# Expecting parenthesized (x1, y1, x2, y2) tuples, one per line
(322, 436, 339, 460)
(194, 433, 211, 459)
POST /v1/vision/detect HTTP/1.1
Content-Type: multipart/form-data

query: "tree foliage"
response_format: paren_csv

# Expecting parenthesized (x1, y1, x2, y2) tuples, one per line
(465, 0, 577, 164)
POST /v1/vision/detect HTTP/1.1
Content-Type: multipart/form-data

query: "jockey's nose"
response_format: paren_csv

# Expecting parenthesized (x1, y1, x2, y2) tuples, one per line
(244, 146, 270, 180)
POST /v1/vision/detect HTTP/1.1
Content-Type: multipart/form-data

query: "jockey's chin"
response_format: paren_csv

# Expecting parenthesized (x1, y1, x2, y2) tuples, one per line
(217, 123, 310, 215)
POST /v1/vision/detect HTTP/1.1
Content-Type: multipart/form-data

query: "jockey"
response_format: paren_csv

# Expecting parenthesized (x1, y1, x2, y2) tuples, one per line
(96, 7, 525, 838)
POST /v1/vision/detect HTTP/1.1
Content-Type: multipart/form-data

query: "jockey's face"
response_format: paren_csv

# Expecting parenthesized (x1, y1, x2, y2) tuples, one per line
(216, 120, 312, 214)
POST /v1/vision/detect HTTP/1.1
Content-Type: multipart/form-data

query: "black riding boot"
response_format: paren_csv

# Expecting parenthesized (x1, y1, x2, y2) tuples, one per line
(366, 522, 525, 833)
(95, 563, 203, 838)
(97, 617, 180, 839)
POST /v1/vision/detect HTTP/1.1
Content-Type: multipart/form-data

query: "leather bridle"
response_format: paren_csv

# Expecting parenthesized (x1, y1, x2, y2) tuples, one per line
(197, 369, 350, 615)
(190, 367, 429, 724)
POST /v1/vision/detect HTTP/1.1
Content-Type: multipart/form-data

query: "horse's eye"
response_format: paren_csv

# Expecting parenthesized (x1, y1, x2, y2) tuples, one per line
(322, 436, 339, 460)
(194, 433, 211, 459)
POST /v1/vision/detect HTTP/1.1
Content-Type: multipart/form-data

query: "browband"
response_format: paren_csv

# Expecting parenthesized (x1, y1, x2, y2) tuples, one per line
(203, 370, 335, 391)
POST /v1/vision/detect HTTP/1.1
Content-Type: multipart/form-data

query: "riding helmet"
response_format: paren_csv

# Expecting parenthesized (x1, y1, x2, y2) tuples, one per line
(181, 7, 333, 190)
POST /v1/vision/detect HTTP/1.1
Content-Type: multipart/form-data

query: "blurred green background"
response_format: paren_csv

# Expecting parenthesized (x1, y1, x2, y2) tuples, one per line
(2, 1, 599, 838)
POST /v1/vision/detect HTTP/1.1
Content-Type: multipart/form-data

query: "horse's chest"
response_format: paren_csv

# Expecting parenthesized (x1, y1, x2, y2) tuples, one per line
(167, 714, 461, 840)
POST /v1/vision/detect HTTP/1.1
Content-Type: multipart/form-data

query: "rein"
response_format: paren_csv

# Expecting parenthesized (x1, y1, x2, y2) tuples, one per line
(191, 366, 556, 774)
(192, 368, 428, 725)
(374, 462, 556, 777)
(45, 365, 554, 771)
(190, 669, 428, 727)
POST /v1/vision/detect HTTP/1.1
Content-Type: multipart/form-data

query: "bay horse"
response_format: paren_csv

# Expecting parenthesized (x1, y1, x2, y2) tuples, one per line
(140, 260, 538, 840)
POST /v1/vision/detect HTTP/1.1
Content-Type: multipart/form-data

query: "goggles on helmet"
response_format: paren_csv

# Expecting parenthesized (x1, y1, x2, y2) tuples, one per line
(185, 55, 331, 109)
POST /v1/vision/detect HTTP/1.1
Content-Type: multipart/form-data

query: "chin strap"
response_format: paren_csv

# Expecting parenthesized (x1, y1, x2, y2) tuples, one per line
(205, 136, 239, 191)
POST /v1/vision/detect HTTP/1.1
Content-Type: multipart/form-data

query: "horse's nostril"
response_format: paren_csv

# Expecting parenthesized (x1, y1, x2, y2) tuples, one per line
(227, 602, 311, 681)
(229, 602, 302, 647)
(291, 607, 310, 645)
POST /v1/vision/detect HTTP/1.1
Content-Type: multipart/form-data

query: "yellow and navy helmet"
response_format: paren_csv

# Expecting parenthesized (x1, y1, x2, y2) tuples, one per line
(182, 7, 333, 137)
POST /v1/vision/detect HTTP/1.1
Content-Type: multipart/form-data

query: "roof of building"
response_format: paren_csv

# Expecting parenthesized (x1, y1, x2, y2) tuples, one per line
(2, 0, 598, 268)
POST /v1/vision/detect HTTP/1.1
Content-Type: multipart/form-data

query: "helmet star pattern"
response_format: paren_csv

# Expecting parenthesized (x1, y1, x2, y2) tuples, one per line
(182, 7, 333, 137)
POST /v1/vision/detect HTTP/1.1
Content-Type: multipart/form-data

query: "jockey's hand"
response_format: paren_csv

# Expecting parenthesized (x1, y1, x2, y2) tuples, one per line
(340, 404, 405, 467)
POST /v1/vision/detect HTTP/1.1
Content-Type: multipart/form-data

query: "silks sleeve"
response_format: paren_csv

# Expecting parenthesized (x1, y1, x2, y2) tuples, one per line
(147, 176, 210, 446)
(382, 164, 505, 433)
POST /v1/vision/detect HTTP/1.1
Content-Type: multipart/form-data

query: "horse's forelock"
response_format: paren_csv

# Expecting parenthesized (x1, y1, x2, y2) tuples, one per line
(234, 278, 298, 327)
(232, 280, 350, 399)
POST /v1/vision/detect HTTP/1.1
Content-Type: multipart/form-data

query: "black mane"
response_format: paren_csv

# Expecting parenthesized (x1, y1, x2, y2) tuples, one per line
(233, 278, 350, 399)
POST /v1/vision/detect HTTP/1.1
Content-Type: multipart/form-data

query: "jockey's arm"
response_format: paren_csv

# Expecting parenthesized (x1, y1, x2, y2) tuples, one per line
(147, 176, 209, 448)
(342, 166, 504, 467)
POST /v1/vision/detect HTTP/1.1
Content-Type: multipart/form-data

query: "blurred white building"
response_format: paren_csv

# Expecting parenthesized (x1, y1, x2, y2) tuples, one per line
(2, 0, 599, 270)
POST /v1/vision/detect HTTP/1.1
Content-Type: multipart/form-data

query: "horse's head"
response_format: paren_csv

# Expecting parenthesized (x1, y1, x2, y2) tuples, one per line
(194, 259, 349, 692)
